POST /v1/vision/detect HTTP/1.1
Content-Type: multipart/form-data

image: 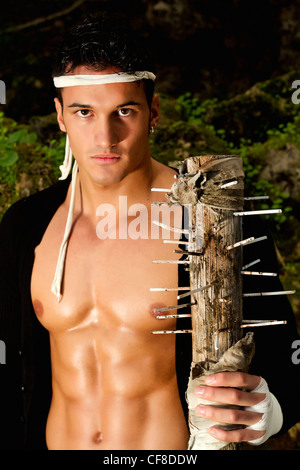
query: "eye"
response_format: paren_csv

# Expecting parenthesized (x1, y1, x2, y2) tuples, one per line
(76, 109, 92, 118)
(117, 108, 133, 117)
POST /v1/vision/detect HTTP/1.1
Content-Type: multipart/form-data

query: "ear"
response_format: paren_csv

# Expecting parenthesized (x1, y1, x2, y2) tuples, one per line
(54, 97, 67, 133)
(150, 93, 159, 128)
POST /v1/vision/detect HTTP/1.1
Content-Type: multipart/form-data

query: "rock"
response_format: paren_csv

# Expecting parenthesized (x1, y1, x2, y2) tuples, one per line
(260, 143, 300, 204)
(15, 173, 33, 198)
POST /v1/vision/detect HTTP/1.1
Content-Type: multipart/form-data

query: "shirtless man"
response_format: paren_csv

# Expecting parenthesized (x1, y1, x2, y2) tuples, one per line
(1, 15, 292, 450)
(29, 16, 273, 450)
(30, 63, 190, 449)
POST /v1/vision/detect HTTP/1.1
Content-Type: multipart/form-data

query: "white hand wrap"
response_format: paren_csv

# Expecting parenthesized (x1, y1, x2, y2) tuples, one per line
(245, 377, 283, 445)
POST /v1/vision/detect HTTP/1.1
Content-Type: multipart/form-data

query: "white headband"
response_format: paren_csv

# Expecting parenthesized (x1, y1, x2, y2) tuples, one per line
(53, 71, 156, 88)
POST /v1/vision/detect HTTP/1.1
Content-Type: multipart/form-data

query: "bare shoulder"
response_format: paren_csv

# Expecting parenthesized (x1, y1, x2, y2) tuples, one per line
(151, 158, 177, 187)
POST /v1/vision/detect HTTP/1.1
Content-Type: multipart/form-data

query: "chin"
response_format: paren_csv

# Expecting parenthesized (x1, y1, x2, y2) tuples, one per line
(92, 171, 127, 188)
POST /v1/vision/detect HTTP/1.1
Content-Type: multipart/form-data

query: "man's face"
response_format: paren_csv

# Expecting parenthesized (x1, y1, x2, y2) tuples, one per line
(54, 66, 159, 187)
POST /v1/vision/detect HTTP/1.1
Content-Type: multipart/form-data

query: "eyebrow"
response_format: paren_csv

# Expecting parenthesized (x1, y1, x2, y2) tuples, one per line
(68, 103, 92, 108)
(68, 101, 142, 109)
(117, 101, 142, 108)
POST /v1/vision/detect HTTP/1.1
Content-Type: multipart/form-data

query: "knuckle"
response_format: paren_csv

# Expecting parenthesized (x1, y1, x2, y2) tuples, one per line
(229, 388, 241, 403)
(205, 407, 213, 419)
(214, 372, 227, 385)
(235, 371, 247, 385)
(234, 432, 244, 443)
(228, 409, 240, 423)
(220, 372, 229, 382)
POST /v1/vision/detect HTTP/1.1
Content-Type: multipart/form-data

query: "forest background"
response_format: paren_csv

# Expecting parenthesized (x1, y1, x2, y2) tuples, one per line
(1, 0, 300, 450)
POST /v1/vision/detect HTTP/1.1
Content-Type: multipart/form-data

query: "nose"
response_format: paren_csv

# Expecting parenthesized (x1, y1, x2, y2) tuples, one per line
(94, 116, 118, 150)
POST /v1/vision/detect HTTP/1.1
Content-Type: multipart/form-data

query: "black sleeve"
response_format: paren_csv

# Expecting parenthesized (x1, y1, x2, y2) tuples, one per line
(0, 202, 24, 448)
(242, 216, 300, 434)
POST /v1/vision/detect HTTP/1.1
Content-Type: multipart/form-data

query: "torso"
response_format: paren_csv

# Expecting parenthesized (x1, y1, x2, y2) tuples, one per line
(30, 162, 189, 450)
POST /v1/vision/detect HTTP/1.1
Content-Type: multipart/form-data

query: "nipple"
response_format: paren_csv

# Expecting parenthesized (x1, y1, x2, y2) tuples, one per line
(93, 431, 103, 444)
(33, 299, 44, 318)
(149, 303, 168, 319)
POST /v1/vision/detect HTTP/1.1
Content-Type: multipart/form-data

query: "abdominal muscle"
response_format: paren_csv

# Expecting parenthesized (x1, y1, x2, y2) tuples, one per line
(45, 326, 189, 450)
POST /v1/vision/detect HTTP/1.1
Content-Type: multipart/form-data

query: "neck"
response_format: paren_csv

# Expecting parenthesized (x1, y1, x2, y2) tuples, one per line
(74, 157, 156, 220)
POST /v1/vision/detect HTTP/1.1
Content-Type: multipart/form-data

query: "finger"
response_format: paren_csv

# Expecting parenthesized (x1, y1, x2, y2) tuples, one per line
(208, 425, 265, 443)
(196, 404, 263, 427)
(195, 385, 265, 407)
(205, 371, 261, 391)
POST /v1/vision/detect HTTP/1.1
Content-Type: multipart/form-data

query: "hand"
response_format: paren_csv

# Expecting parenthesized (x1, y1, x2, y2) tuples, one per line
(194, 371, 266, 443)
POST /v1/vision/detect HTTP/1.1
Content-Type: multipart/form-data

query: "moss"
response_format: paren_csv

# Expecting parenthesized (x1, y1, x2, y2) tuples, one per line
(151, 120, 229, 166)
(255, 69, 300, 108)
(204, 87, 291, 146)
(156, 93, 183, 126)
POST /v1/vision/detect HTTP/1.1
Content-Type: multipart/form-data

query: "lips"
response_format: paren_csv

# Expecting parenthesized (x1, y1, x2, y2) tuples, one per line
(91, 154, 120, 164)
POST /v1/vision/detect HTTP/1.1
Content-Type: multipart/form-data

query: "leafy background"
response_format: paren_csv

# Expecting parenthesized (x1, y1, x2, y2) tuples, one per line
(1, 0, 300, 449)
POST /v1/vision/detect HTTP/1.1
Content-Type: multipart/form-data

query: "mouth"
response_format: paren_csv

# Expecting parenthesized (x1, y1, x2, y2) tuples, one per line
(91, 154, 121, 164)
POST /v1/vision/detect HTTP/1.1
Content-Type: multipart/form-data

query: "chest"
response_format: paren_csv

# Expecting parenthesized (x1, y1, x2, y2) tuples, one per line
(31, 205, 183, 334)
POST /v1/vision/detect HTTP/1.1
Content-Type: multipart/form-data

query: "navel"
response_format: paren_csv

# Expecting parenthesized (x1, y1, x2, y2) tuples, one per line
(93, 431, 103, 444)
(32, 299, 44, 318)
